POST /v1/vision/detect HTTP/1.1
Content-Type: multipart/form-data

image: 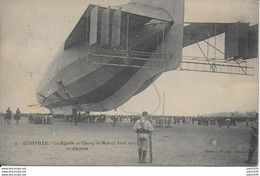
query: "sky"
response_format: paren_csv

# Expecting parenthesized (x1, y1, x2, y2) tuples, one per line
(0, 0, 259, 116)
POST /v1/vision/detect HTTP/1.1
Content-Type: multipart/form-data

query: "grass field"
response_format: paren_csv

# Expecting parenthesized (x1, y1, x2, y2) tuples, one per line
(0, 117, 257, 166)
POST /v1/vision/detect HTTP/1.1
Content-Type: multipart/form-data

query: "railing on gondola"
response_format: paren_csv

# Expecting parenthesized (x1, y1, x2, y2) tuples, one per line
(179, 56, 254, 76)
(86, 47, 167, 70)
(85, 47, 254, 76)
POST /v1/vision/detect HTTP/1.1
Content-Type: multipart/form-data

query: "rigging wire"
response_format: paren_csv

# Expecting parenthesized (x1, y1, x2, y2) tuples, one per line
(119, 106, 140, 115)
(118, 71, 162, 116)
(141, 69, 162, 115)
(150, 81, 161, 115)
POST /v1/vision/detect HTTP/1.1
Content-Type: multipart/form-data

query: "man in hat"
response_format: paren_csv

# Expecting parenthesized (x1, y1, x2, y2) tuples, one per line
(133, 111, 154, 163)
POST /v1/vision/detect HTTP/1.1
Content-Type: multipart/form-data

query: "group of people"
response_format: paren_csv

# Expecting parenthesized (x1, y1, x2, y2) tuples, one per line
(132, 111, 258, 165)
(2, 107, 257, 165)
(130, 115, 254, 129)
(64, 114, 107, 124)
(28, 113, 53, 124)
(4, 107, 21, 125)
(3, 109, 54, 125)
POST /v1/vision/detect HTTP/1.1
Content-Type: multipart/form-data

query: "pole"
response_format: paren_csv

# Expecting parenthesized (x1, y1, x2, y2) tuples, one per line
(126, 14, 129, 52)
(214, 24, 217, 59)
(149, 133, 153, 163)
(162, 23, 165, 60)
(86, 10, 89, 62)
(163, 92, 165, 128)
(163, 92, 165, 116)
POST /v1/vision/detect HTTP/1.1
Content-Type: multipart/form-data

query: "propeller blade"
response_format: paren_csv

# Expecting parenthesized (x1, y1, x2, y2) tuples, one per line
(28, 104, 40, 107)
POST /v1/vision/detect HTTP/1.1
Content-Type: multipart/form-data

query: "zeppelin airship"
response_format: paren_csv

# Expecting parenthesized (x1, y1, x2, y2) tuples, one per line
(36, 0, 258, 114)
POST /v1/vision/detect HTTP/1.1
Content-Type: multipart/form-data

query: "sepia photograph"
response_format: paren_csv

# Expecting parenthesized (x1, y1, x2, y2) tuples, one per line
(0, 0, 258, 167)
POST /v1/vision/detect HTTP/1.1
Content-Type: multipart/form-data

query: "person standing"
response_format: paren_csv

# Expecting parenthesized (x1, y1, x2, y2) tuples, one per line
(28, 113, 33, 124)
(6, 108, 12, 125)
(15, 108, 21, 125)
(72, 109, 78, 126)
(4, 108, 9, 123)
(112, 116, 117, 127)
(133, 111, 154, 163)
(226, 118, 230, 128)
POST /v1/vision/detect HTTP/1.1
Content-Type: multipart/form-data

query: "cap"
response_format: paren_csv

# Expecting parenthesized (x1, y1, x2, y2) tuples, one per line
(142, 111, 148, 117)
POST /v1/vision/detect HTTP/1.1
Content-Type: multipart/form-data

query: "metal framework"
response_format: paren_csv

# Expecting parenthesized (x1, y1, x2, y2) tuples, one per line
(85, 22, 254, 76)
(179, 32, 254, 76)
(84, 8, 168, 70)
(86, 46, 166, 70)
(180, 56, 254, 76)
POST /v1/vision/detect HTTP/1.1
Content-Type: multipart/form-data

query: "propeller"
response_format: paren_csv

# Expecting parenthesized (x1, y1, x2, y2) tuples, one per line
(36, 92, 48, 107)
(28, 104, 40, 107)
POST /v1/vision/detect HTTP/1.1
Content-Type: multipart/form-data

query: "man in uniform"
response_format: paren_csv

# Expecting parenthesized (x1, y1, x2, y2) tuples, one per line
(133, 111, 154, 163)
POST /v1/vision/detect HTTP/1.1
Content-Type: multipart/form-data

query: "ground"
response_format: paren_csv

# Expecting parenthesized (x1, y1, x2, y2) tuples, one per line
(0, 117, 257, 166)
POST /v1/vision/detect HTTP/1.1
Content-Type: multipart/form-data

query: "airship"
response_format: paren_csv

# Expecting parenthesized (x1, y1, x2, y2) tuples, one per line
(36, 0, 258, 114)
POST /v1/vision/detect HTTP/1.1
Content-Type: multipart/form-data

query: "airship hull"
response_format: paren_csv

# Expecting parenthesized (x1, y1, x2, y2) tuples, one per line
(37, 41, 165, 114)
(37, 0, 184, 114)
